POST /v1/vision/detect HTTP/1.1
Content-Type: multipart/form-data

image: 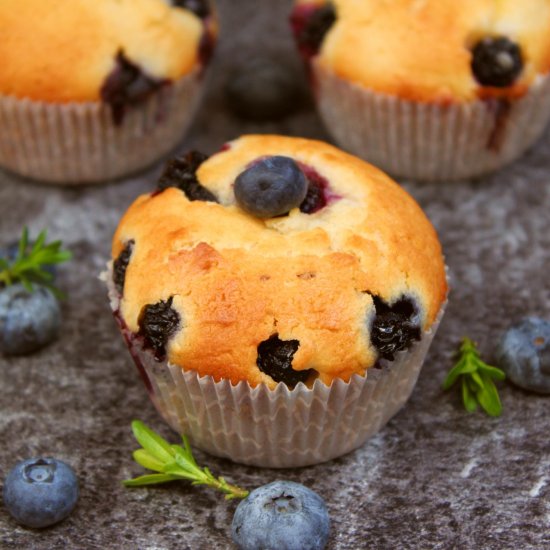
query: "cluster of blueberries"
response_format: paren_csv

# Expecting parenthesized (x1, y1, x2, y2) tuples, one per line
(3, 456, 330, 549)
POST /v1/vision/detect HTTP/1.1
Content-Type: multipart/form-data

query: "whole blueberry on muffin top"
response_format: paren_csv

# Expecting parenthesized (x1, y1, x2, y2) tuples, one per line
(471, 36, 523, 87)
(234, 156, 308, 218)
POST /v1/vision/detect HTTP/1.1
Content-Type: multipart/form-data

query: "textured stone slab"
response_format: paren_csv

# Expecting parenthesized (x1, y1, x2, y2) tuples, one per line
(1, 1, 549, 549)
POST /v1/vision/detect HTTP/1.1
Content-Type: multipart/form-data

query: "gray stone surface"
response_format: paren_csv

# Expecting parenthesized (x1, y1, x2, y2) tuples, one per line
(1, 1, 549, 549)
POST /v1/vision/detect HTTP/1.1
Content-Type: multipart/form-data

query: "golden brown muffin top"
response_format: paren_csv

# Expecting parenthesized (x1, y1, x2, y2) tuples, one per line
(299, 0, 550, 102)
(0, 0, 205, 102)
(112, 135, 447, 388)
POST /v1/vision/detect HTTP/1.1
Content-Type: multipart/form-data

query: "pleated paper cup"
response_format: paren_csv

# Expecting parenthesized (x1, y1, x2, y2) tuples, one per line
(313, 60, 550, 181)
(0, 67, 203, 184)
(105, 264, 446, 468)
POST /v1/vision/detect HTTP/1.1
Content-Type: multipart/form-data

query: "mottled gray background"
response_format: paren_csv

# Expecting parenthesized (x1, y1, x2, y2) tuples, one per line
(1, 1, 549, 549)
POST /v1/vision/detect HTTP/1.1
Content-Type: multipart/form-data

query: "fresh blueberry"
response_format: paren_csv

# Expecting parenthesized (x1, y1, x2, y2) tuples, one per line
(471, 36, 523, 87)
(0, 283, 61, 356)
(496, 317, 550, 394)
(3, 457, 79, 529)
(234, 156, 308, 218)
(231, 481, 330, 550)
(225, 58, 304, 121)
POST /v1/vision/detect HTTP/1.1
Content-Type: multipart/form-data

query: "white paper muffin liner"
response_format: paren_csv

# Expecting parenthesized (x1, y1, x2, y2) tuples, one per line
(0, 67, 203, 184)
(105, 265, 446, 468)
(313, 60, 550, 180)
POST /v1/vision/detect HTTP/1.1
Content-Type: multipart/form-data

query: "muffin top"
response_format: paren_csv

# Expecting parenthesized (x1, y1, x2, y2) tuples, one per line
(111, 135, 447, 389)
(0, 0, 209, 102)
(294, 0, 550, 102)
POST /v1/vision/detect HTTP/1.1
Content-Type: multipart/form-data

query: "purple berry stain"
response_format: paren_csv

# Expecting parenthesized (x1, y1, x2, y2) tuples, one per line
(172, 1, 216, 66)
(290, 3, 336, 61)
(100, 51, 169, 125)
(298, 162, 339, 214)
(114, 310, 154, 394)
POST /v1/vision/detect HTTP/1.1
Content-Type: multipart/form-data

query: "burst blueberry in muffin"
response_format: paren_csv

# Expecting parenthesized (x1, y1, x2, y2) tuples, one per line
(0, 0, 216, 183)
(291, 0, 550, 180)
(106, 135, 447, 467)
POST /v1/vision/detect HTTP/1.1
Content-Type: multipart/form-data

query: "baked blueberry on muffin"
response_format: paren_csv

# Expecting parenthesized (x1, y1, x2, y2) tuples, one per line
(291, 0, 550, 180)
(0, 0, 216, 183)
(107, 135, 447, 467)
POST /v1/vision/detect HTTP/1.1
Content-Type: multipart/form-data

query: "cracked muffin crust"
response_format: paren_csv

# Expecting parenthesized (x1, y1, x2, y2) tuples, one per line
(111, 135, 447, 388)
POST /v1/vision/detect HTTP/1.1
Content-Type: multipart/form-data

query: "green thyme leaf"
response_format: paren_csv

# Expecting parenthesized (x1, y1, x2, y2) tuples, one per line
(0, 227, 72, 297)
(443, 337, 505, 417)
(163, 463, 200, 481)
(461, 378, 478, 413)
(478, 363, 506, 381)
(132, 449, 166, 472)
(131, 420, 175, 463)
(476, 374, 502, 417)
(123, 473, 181, 487)
(124, 421, 249, 500)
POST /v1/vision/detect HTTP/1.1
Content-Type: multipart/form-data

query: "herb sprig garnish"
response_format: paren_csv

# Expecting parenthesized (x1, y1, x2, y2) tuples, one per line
(443, 337, 506, 417)
(124, 420, 249, 500)
(0, 228, 72, 297)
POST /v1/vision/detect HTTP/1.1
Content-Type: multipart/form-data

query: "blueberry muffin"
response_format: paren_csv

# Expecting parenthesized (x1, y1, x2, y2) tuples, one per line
(106, 135, 447, 467)
(0, 0, 216, 183)
(291, 0, 550, 180)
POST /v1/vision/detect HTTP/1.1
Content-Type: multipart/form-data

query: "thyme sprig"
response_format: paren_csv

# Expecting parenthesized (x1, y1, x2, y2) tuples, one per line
(124, 420, 249, 500)
(443, 337, 506, 417)
(0, 227, 71, 297)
